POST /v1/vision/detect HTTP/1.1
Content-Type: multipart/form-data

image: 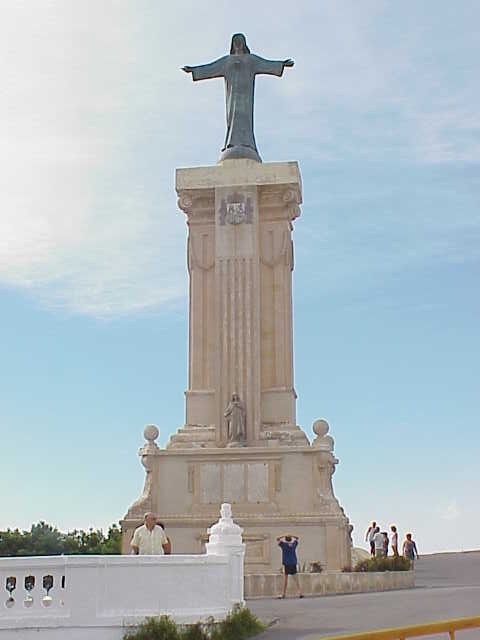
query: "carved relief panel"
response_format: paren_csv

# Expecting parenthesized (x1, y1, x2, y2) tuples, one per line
(215, 186, 257, 259)
(260, 225, 290, 269)
(188, 231, 215, 273)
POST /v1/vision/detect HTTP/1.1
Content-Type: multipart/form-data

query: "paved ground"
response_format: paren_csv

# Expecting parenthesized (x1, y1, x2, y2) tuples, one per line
(248, 551, 480, 639)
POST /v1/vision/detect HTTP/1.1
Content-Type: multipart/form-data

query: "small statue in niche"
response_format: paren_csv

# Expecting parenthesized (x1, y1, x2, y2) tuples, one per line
(224, 393, 246, 446)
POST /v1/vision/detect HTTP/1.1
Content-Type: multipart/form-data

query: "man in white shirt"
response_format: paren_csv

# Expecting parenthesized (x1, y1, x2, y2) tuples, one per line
(130, 512, 169, 555)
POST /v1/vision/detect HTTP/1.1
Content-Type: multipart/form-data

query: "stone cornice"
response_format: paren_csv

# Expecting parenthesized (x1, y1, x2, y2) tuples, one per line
(121, 512, 349, 526)
(176, 160, 301, 192)
(138, 445, 321, 459)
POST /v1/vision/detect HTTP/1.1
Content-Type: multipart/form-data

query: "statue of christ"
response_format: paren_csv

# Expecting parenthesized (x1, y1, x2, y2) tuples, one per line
(182, 33, 294, 162)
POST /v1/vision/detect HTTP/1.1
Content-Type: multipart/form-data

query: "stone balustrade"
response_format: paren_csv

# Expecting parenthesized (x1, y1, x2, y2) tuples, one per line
(0, 504, 245, 640)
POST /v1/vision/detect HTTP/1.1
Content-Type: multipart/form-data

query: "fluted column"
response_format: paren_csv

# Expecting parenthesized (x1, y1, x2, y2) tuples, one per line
(214, 185, 261, 443)
(174, 160, 308, 448)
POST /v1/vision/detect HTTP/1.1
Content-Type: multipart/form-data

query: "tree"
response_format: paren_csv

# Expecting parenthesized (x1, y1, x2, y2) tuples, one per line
(0, 522, 122, 557)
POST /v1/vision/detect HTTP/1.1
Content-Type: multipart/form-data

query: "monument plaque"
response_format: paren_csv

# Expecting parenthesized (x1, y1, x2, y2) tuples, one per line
(224, 464, 245, 503)
(200, 464, 221, 504)
(122, 34, 352, 573)
(247, 463, 269, 503)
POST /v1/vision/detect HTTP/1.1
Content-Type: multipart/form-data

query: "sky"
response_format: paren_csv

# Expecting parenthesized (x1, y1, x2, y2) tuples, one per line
(0, 0, 479, 554)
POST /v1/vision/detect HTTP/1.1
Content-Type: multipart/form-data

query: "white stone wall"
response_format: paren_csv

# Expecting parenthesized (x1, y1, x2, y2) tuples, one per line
(0, 504, 244, 640)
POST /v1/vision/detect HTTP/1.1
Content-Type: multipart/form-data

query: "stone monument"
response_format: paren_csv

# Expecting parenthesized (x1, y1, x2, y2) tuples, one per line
(122, 34, 352, 573)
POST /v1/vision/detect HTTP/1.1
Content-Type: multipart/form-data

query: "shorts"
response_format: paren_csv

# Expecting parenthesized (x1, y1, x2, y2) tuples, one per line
(284, 564, 297, 575)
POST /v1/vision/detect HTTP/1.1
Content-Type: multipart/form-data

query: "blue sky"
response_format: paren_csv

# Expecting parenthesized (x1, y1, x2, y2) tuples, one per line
(1, 0, 478, 553)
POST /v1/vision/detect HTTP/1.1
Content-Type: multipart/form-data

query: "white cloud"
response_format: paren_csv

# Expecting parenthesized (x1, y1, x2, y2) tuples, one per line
(0, 1, 478, 317)
(0, 2, 190, 317)
(409, 103, 480, 164)
(438, 500, 462, 520)
(439, 501, 461, 522)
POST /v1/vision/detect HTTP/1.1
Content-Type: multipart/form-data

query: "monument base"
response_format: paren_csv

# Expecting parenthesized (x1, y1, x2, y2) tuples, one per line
(122, 425, 352, 574)
(218, 145, 262, 163)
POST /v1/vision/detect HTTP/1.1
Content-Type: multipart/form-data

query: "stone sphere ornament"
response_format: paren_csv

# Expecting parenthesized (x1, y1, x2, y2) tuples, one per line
(313, 419, 330, 438)
(143, 424, 159, 444)
(312, 419, 334, 451)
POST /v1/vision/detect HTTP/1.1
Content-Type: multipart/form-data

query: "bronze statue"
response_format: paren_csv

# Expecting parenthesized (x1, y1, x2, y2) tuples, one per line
(182, 33, 294, 162)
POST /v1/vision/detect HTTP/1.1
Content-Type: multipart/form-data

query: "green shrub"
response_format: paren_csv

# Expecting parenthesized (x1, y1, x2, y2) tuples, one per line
(124, 615, 180, 640)
(211, 606, 265, 640)
(123, 606, 265, 640)
(181, 623, 207, 640)
(0, 521, 122, 557)
(354, 556, 411, 572)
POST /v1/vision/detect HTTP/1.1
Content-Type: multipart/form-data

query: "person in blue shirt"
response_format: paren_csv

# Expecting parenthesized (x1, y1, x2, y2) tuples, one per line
(276, 534, 304, 598)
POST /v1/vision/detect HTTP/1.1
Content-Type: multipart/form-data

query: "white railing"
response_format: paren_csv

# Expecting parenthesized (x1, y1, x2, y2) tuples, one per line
(0, 504, 244, 640)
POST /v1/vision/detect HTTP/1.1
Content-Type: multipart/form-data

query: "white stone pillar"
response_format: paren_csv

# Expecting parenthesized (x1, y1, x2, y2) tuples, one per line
(206, 503, 245, 606)
(173, 160, 308, 448)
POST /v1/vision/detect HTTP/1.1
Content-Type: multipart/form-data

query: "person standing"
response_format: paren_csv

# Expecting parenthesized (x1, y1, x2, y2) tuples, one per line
(276, 535, 304, 598)
(382, 531, 389, 556)
(402, 533, 419, 568)
(130, 512, 169, 555)
(390, 525, 399, 556)
(373, 527, 385, 557)
(365, 521, 377, 557)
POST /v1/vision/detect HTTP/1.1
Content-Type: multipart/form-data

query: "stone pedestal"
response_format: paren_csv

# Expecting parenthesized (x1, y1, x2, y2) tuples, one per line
(122, 421, 351, 573)
(122, 160, 352, 574)
(173, 160, 307, 448)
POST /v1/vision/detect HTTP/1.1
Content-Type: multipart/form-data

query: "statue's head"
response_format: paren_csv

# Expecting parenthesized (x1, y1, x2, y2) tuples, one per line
(230, 33, 250, 55)
(232, 393, 240, 401)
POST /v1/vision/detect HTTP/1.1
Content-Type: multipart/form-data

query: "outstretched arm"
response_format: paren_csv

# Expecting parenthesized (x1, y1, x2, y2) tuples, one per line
(253, 54, 294, 77)
(182, 56, 227, 81)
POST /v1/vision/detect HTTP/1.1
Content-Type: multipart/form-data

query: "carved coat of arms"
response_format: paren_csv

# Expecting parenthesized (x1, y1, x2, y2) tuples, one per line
(219, 192, 253, 225)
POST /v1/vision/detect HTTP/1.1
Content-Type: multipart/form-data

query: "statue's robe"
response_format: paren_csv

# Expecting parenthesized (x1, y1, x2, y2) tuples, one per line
(191, 54, 285, 157)
(224, 400, 246, 442)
